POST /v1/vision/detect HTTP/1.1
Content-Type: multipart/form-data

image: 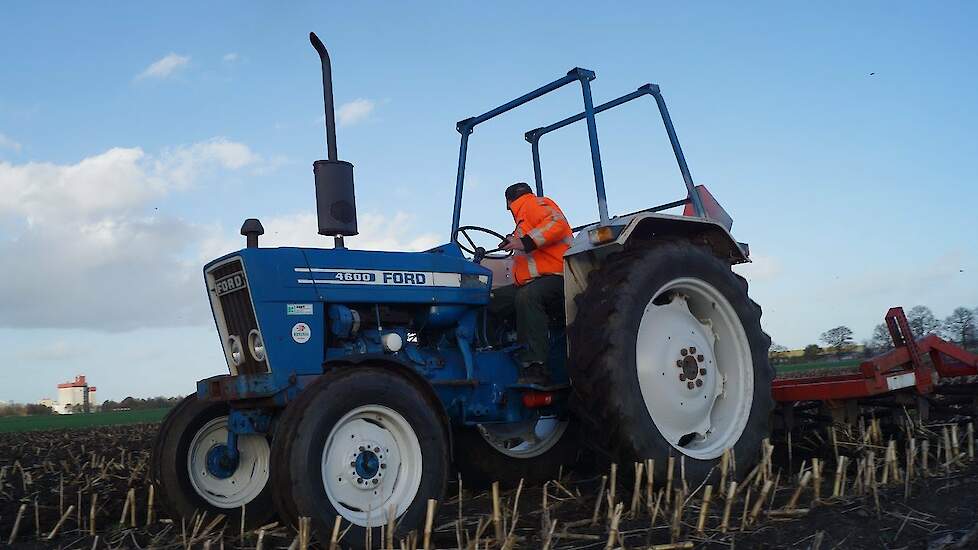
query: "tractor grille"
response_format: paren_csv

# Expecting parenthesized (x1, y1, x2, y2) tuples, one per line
(208, 259, 269, 375)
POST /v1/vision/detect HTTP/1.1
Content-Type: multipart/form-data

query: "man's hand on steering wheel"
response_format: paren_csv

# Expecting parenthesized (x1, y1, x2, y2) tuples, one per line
(500, 235, 525, 252)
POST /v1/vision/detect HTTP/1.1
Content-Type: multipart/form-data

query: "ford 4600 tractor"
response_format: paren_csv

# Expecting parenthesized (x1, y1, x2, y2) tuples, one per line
(152, 33, 772, 545)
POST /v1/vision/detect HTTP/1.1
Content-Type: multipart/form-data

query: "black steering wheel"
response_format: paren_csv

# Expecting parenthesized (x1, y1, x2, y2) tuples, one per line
(454, 225, 514, 261)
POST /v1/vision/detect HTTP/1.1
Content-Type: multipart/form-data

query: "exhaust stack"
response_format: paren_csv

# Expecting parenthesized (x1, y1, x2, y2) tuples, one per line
(309, 32, 358, 247)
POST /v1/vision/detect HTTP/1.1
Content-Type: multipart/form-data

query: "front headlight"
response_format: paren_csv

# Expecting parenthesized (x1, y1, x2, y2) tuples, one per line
(248, 329, 266, 362)
(228, 335, 245, 367)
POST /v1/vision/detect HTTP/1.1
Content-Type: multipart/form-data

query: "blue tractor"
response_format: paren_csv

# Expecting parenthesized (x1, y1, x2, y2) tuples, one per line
(151, 33, 773, 544)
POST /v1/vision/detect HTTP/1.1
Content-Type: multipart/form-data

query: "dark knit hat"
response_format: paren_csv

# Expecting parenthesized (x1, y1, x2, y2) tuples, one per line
(504, 182, 533, 207)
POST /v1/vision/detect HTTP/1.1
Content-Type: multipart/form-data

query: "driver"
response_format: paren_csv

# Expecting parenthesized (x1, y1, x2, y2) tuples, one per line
(489, 182, 573, 385)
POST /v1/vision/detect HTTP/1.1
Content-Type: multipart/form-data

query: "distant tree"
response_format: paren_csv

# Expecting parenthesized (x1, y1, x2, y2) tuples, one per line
(820, 326, 854, 357)
(803, 344, 821, 361)
(768, 343, 789, 364)
(100, 396, 180, 412)
(907, 305, 940, 337)
(0, 404, 26, 417)
(24, 403, 54, 416)
(870, 323, 894, 353)
(943, 307, 976, 347)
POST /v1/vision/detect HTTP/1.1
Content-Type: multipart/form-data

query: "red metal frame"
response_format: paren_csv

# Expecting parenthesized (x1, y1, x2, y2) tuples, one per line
(772, 307, 978, 403)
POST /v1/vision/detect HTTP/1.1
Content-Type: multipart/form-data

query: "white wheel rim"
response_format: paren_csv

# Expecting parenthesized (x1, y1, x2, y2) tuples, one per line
(187, 416, 270, 508)
(321, 405, 423, 527)
(635, 277, 754, 460)
(478, 417, 568, 459)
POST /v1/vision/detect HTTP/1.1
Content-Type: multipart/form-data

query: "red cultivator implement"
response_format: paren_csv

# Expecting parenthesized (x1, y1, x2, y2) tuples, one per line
(773, 307, 978, 424)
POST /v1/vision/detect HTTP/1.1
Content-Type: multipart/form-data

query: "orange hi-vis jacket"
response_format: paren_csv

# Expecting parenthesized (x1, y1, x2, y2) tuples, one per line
(509, 193, 573, 285)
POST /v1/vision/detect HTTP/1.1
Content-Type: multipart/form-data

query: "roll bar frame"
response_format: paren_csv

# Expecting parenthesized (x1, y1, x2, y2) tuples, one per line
(449, 72, 706, 240)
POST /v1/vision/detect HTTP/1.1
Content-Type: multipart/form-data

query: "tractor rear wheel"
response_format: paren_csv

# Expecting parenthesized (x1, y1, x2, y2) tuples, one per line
(568, 240, 773, 485)
(273, 366, 448, 548)
(453, 416, 581, 488)
(151, 394, 275, 528)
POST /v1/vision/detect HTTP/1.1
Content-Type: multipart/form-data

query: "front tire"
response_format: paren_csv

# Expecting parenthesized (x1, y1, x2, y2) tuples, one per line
(274, 367, 448, 547)
(568, 240, 773, 485)
(151, 395, 275, 528)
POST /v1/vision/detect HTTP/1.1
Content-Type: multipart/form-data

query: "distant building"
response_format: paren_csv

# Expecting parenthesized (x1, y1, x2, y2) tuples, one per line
(40, 375, 97, 414)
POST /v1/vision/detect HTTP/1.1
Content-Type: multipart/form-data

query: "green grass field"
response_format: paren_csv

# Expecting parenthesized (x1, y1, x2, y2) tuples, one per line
(0, 408, 170, 434)
(774, 358, 861, 374)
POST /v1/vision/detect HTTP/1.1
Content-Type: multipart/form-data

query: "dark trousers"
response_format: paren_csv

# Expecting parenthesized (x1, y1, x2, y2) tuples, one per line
(487, 275, 564, 364)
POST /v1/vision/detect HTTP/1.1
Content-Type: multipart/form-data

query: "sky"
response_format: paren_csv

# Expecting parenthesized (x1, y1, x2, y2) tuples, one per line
(1, 2, 976, 402)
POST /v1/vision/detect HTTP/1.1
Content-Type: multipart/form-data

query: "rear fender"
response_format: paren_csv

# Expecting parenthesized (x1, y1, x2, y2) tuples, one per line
(563, 212, 749, 324)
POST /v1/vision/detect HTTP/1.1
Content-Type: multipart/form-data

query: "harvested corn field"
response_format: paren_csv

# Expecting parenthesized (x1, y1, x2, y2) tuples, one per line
(1, 417, 977, 549)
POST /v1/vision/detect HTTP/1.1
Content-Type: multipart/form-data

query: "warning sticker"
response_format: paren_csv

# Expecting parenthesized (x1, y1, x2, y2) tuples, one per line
(291, 322, 311, 344)
(287, 303, 314, 316)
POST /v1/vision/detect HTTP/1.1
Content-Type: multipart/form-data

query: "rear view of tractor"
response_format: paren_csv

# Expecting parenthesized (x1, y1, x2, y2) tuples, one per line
(151, 33, 773, 547)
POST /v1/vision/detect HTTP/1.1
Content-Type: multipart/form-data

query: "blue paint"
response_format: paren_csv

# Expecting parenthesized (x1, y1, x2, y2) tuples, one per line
(206, 443, 238, 479)
(199, 241, 567, 433)
(355, 449, 381, 480)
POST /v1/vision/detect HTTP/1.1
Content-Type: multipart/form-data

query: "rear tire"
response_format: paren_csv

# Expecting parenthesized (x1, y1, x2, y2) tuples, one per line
(453, 417, 582, 488)
(274, 366, 448, 548)
(151, 395, 275, 528)
(568, 240, 773, 486)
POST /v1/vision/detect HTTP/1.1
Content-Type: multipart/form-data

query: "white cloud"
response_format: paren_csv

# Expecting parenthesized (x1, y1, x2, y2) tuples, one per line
(0, 138, 259, 331)
(0, 132, 21, 152)
(337, 98, 375, 126)
(0, 147, 163, 225)
(0, 137, 445, 332)
(0, 139, 258, 226)
(222, 53, 239, 63)
(136, 53, 190, 80)
(155, 138, 260, 186)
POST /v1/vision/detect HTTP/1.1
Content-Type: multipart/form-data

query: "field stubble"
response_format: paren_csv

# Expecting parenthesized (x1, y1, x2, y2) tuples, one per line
(0, 419, 977, 549)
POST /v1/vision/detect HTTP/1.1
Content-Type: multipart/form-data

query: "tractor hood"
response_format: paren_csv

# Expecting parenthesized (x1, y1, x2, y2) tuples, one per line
(201, 243, 491, 377)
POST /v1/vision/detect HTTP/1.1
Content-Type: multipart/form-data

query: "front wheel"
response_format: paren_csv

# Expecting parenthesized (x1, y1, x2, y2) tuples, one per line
(151, 395, 275, 528)
(568, 240, 773, 486)
(274, 367, 448, 547)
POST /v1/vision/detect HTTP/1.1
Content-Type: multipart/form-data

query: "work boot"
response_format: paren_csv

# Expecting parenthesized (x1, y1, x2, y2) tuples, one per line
(517, 362, 549, 386)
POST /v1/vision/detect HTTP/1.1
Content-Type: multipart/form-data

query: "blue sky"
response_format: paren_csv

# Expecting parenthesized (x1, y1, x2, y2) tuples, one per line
(1, 2, 976, 402)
